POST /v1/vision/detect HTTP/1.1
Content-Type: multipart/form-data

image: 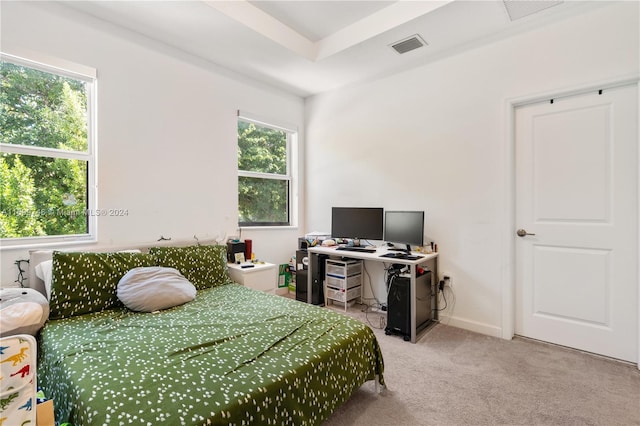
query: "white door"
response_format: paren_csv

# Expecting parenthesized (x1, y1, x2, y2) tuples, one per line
(515, 84, 638, 362)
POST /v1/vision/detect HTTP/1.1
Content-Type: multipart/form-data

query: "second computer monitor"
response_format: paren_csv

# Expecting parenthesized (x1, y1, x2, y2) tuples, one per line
(384, 210, 425, 251)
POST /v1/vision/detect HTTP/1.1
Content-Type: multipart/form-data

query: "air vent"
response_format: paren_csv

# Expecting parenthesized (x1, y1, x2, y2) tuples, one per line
(503, 0, 563, 21)
(390, 34, 427, 55)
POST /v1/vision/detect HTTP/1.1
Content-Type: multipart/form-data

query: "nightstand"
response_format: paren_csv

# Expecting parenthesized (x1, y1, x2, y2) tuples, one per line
(227, 262, 278, 293)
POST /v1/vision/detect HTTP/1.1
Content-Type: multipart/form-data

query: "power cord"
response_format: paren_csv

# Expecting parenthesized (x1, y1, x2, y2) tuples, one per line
(436, 280, 448, 311)
(360, 303, 387, 330)
(359, 263, 382, 306)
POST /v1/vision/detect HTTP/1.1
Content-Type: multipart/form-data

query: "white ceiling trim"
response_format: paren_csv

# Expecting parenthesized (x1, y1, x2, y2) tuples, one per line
(203, 0, 317, 60)
(204, 0, 453, 62)
(316, 0, 452, 60)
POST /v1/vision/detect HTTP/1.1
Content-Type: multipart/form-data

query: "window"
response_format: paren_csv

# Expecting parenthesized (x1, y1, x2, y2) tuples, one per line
(0, 53, 96, 245)
(237, 113, 296, 226)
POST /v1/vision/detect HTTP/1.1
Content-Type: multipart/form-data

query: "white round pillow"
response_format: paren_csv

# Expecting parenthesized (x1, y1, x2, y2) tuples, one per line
(117, 266, 196, 312)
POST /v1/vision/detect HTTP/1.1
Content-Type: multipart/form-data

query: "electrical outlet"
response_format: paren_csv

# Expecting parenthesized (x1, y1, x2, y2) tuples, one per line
(442, 274, 452, 289)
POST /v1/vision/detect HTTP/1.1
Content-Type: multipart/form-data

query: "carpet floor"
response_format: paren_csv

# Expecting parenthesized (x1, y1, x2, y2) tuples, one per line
(323, 304, 640, 426)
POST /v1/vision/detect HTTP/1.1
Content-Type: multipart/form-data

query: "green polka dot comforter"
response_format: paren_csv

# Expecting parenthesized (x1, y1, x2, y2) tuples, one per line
(38, 283, 384, 425)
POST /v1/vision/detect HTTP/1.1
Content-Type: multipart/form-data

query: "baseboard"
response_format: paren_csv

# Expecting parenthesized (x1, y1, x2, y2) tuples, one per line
(437, 314, 503, 339)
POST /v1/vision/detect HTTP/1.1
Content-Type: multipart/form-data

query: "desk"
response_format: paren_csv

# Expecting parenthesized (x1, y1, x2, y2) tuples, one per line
(307, 246, 438, 343)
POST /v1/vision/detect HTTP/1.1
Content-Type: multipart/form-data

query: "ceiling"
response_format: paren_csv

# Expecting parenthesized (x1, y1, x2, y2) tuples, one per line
(60, 0, 603, 98)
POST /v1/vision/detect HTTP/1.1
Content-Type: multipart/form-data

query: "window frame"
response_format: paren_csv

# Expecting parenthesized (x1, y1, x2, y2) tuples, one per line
(237, 111, 297, 228)
(0, 52, 98, 248)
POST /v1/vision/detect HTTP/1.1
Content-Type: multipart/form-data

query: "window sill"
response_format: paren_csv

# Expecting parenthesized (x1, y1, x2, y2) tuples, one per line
(0, 236, 97, 251)
(239, 225, 299, 231)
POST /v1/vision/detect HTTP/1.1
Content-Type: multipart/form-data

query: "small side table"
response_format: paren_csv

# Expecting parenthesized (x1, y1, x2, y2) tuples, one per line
(228, 262, 277, 293)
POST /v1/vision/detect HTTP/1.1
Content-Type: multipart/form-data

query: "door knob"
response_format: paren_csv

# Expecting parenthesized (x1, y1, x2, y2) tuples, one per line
(516, 229, 535, 237)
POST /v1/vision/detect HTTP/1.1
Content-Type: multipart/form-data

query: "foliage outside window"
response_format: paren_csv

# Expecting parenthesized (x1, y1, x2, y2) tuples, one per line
(0, 53, 96, 244)
(237, 117, 294, 226)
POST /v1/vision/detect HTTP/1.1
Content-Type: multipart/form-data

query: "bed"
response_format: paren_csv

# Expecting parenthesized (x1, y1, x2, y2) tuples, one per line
(27, 243, 384, 425)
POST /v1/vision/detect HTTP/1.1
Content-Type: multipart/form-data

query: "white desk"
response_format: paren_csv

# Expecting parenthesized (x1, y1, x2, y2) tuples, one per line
(307, 246, 438, 343)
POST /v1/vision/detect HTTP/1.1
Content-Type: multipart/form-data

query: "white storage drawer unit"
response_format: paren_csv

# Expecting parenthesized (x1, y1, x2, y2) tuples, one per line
(325, 259, 362, 310)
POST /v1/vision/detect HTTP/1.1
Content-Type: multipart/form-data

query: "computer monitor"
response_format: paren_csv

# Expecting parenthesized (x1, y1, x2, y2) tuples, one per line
(384, 211, 425, 253)
(331, 207, 384, 241)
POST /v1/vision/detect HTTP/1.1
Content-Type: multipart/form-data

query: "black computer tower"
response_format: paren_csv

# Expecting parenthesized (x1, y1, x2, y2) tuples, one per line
(385, 271, 432, 340)
(295, 250, 308, 302)
(295, 250, 326, 305)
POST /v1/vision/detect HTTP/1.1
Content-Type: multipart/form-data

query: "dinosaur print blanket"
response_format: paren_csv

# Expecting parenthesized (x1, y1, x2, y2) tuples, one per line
(0, 334, 37, 425)
(38, 283, 384, 425)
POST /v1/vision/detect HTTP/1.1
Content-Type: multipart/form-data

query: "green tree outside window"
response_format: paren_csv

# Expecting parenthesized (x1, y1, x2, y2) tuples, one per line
(237, 120, 291, 226)
(0, 57, 92, 239)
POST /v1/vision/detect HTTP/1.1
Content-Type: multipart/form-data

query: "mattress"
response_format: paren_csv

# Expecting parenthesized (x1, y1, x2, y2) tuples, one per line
(38, 283, 384, 425)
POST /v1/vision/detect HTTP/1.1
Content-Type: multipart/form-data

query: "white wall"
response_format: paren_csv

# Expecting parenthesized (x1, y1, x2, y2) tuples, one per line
(305, 2, 639, 336)
(0, 1, 304, 285)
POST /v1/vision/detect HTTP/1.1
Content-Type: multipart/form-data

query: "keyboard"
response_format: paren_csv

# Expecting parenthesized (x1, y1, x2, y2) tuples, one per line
(335, 246, 376, 253)
(379, 252, 424, 260)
